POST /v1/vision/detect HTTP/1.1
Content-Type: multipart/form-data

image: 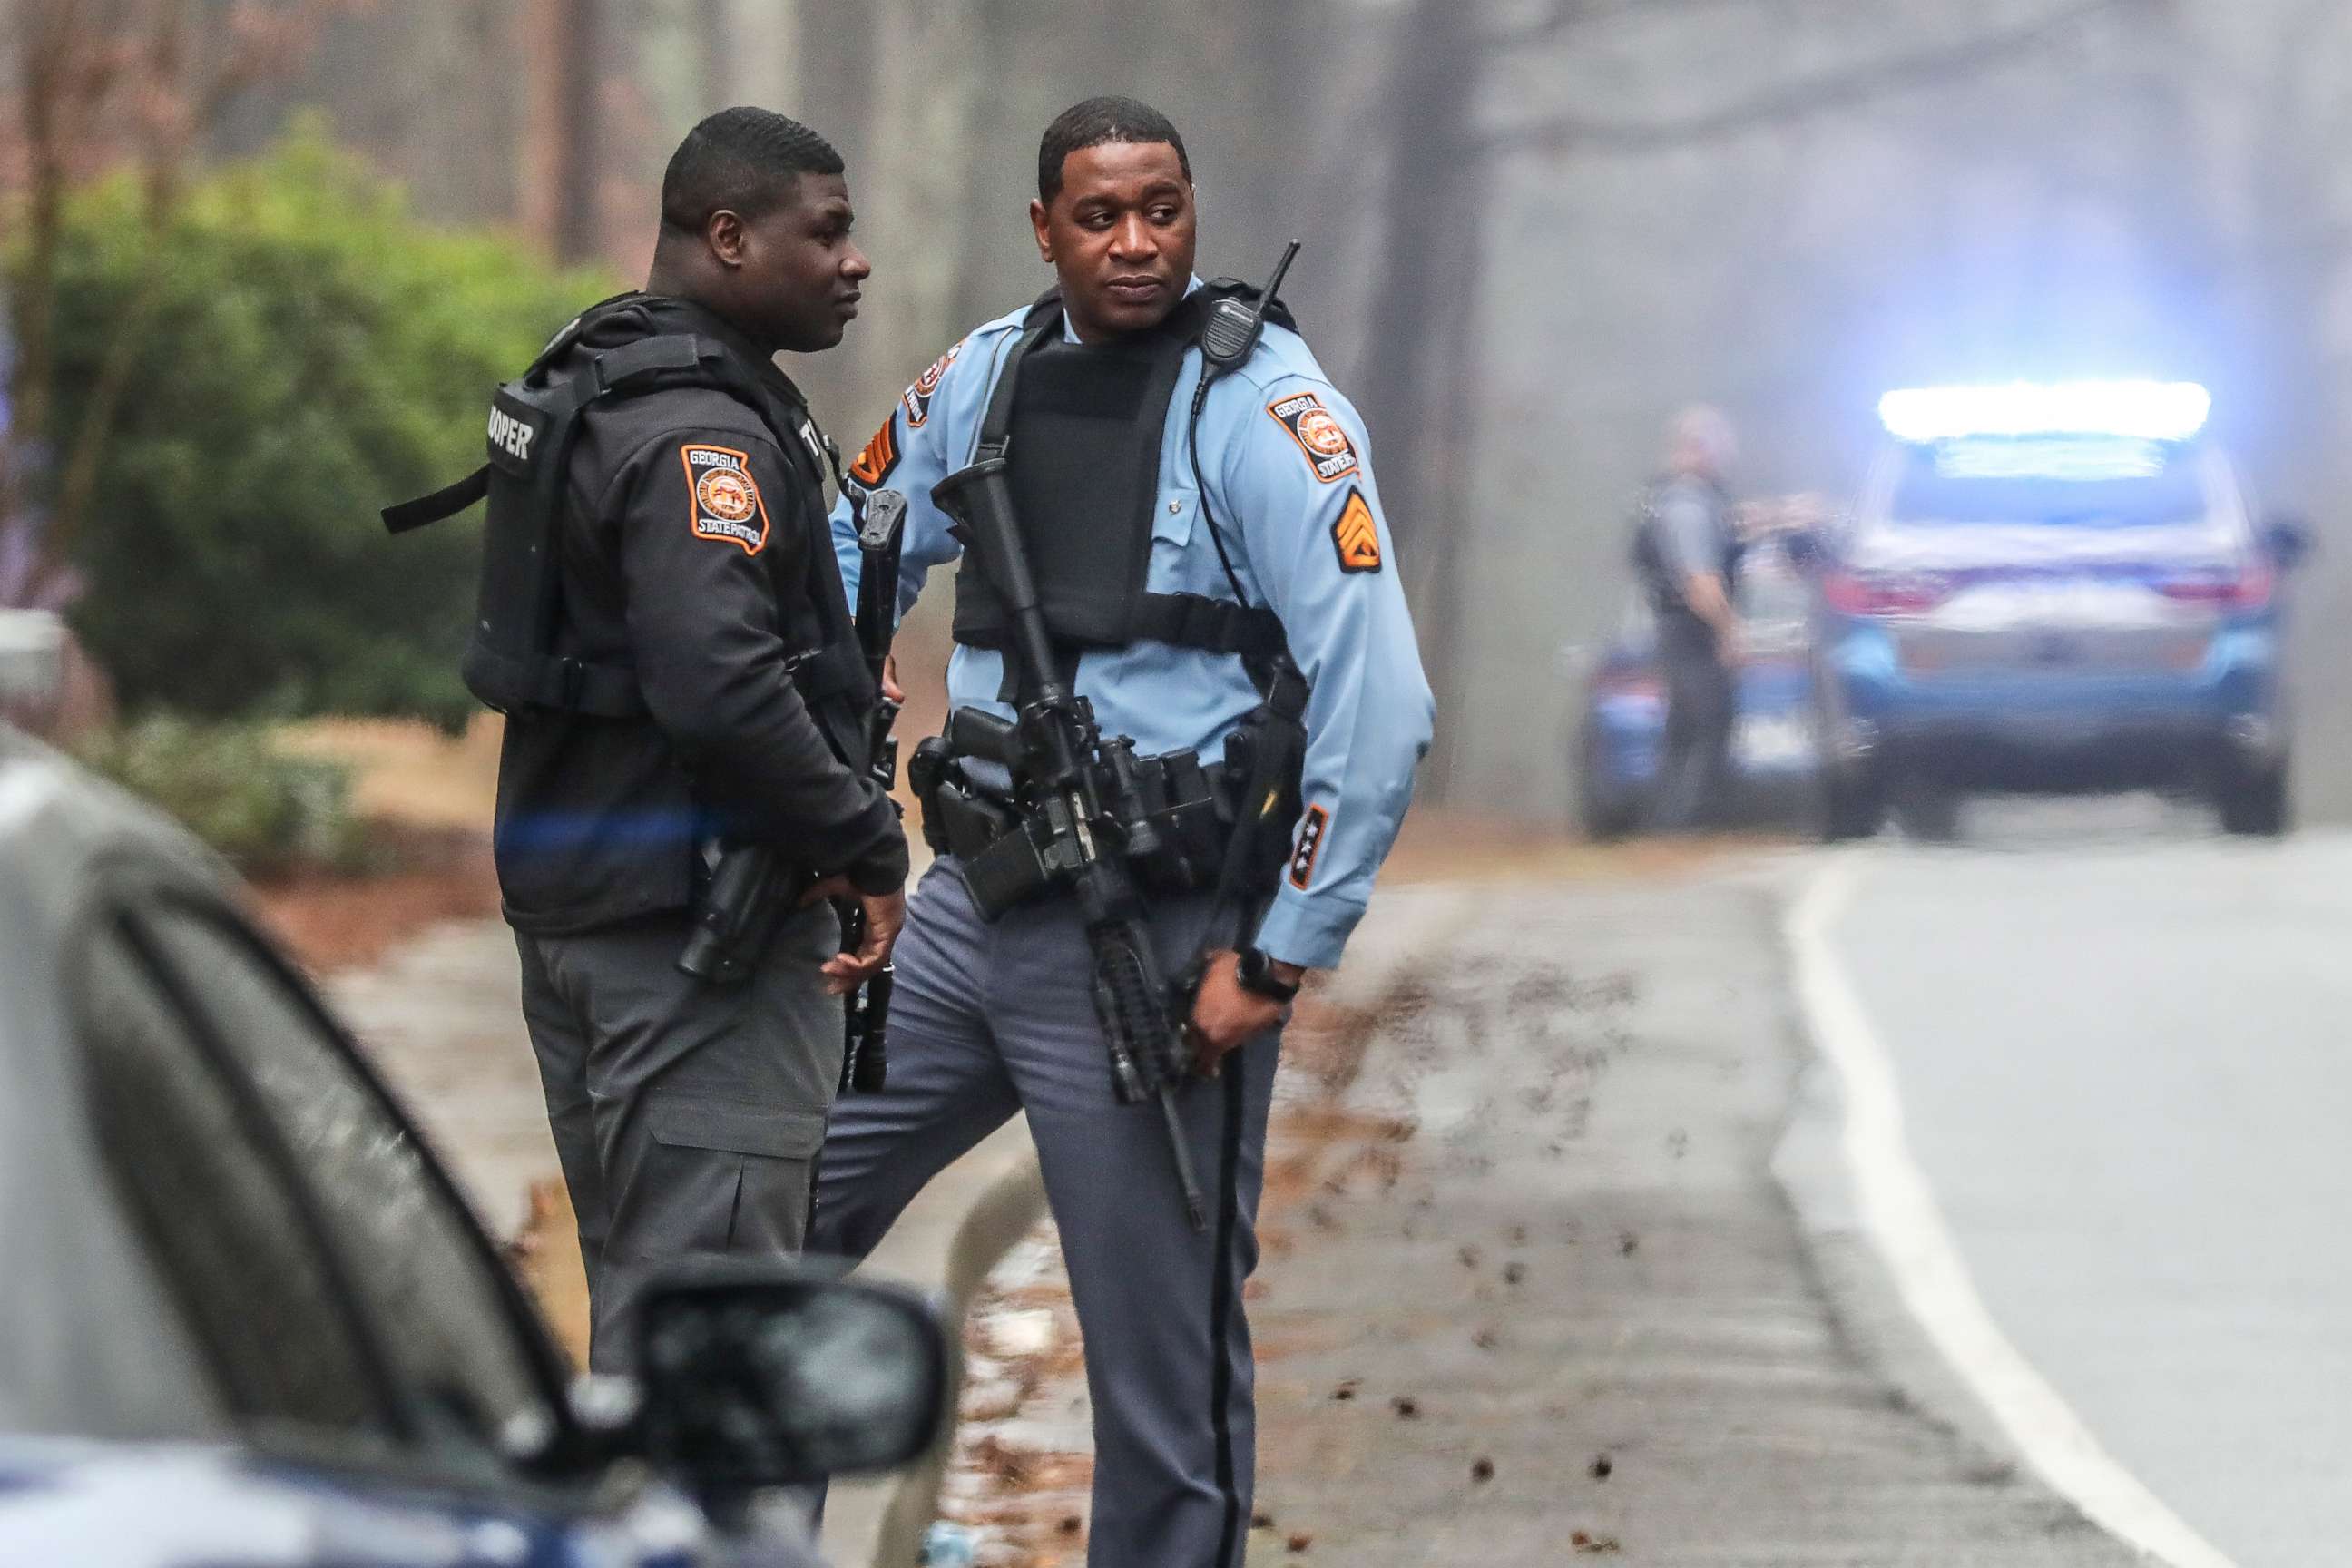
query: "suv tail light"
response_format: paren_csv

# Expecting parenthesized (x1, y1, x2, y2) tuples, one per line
(1594, 668, 1663, 701)
(1824, 570, 1953, 617)
(2158, 560, 2272, 611)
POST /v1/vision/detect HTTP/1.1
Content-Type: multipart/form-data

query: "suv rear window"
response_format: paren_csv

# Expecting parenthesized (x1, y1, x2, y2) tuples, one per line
(1889, 437, 2212, 528)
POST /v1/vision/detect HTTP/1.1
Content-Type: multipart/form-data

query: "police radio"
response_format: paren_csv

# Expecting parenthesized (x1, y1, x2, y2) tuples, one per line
(1194, 239, 1300, 406)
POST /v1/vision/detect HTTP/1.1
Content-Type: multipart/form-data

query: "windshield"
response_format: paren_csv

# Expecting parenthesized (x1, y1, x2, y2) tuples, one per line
(1888, 437, 2214, 528)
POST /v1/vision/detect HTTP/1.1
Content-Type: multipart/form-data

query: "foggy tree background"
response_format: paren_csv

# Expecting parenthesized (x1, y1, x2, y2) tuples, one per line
(14, 0, 2352, 819)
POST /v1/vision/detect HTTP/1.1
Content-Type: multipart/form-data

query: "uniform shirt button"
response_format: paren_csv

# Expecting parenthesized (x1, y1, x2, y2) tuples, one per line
(1169, 500, 1182, 514)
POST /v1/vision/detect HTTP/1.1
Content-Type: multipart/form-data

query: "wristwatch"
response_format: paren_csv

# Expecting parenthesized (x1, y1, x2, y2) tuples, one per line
(1235, 946, 1301, 1004)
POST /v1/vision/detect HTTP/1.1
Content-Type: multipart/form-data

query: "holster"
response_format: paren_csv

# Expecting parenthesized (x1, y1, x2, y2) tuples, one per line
(676, 841, 798, 985)
(911, 704, 1268, 923)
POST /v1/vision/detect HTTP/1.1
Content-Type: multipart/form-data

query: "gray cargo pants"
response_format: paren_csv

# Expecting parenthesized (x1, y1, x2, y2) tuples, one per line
(810, 860, 1280, 1568)
(515, 902, 843, 1372)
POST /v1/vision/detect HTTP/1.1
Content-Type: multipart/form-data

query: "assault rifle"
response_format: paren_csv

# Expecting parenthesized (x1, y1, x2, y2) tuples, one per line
(836, 488, 908, 1094)
(931, 454, 1210, 1232)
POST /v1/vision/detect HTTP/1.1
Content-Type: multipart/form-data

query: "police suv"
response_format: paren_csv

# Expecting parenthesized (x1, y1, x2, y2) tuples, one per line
(1812, 382, 2308, 838)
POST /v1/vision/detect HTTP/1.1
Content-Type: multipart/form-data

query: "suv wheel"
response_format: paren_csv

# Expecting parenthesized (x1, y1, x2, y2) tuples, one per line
(1820, 765, 1885, 842)
(2216, 764, 2290, 838)
(1575, 724, 1642, 842)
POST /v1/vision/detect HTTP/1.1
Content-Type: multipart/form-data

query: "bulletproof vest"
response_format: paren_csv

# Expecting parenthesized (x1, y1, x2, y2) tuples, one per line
(383, 294, 875, 768)
(1633, 475, 1743, 618)
(949, 286, 1289, 666)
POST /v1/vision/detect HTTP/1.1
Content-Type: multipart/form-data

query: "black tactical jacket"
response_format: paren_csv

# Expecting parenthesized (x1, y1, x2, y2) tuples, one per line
(493, 297, 905, 933)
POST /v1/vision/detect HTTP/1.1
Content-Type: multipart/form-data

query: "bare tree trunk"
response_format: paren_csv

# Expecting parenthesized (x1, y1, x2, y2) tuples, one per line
(1354, 0, 1486, 799)
(789, 0, 876, 173)
(13, 0, 82, 467)
(697, 0, 730, 110)
(782, 0, 882, 416)
(856, 0, 981, 409)
(553, 0, 602, 263)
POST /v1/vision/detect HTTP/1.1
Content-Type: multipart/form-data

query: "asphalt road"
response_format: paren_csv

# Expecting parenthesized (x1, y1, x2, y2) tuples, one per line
(1823, 801, 2352, 1568)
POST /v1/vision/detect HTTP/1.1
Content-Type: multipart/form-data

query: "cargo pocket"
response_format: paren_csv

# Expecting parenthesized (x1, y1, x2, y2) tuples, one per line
(642, 1099, 829, 1256)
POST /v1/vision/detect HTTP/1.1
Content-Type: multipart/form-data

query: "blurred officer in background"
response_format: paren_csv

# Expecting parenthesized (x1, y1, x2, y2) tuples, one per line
(1633, 404, 1742, 831)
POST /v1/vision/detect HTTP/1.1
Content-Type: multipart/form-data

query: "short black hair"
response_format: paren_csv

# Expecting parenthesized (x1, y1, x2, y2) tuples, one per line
(661, 107, 844, 234)
(1036, 95, 1191, 204)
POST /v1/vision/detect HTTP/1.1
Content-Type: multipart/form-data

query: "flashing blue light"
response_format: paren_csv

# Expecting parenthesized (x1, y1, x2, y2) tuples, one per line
(1932, 436, 2167, 481)
(1878, 381, 2210, 444)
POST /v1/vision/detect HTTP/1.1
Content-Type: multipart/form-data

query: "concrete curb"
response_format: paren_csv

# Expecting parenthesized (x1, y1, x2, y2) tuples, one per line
(871, 1142, 1050, 1568)
(815, 1118, 1049, 1568)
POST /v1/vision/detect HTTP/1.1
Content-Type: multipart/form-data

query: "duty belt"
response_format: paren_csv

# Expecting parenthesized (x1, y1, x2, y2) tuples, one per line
(908, 709, 1245, 921)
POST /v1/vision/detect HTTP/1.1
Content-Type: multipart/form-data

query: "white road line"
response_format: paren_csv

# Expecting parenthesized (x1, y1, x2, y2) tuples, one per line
(1789, 854, 2238, 1568)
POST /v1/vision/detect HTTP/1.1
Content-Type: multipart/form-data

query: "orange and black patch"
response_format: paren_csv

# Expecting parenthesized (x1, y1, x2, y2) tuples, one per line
(1331, 487, 1382, 573)
(1289, 803, 1332, 890)
(848, 416, 899, 487)
(680, 443, 769, 555)
(1267, 390, 1359, 484)
(901, 342, 962, 428)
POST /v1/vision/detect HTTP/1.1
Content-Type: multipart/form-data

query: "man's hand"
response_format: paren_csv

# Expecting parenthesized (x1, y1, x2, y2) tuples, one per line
(1187, 949, 1304, 1076)
(881, 652, 905, 705)
(800, 877, 907, 995)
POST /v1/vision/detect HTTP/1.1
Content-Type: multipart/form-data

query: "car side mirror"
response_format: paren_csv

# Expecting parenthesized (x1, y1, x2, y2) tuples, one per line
(632, 1265, 953, 1492)
(2263, 514, 2313, 572)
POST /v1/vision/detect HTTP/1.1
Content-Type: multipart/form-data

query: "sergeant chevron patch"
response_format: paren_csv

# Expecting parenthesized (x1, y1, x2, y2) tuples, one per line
(848, 416, 899, 487)
(1331, 487, 1383, 573)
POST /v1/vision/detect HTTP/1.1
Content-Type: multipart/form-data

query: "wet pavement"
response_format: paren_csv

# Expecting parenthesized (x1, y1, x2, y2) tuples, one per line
(328, 918, 554, 1241)
(1829, 812, 2352, 1566)
(927, 874, 2142, 1565)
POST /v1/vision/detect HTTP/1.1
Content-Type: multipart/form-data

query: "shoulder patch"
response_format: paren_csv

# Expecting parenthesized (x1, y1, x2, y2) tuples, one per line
(1267, 390, 1360, 484)
(1289, 803, 1332, 890)
(679, 443, 769, 555)
(901, 342, 963, 428)
(848, 416, 900, 488)
(1331, 487, 1383, 574)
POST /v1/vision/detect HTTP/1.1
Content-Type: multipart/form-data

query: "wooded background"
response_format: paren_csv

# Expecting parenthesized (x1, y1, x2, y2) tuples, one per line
(13, 0, 2352, 818)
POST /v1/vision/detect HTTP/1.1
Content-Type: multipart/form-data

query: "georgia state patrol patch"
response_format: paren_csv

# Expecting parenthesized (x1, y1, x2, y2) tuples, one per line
(901, 342, 962, 428)
(680, 444, 769, 555)
(1331, 487, 1383, 573)
(1289, 803, 1332, 890)
(1268, 391, 1360, 484)
(848, 416, 899, 487)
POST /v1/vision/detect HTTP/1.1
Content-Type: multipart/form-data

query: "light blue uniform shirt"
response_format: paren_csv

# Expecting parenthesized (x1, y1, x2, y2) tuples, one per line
(832, 285, 1434, 970)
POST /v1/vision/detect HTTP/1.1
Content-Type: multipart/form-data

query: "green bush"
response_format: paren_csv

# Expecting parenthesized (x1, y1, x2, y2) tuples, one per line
(21, 126, 615, 725)
(74, 716, 365, 878)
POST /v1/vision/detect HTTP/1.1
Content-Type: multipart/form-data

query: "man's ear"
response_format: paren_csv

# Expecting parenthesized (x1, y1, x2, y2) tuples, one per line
(706, 209, 749, 270)
(1028, 198, 1054, 264)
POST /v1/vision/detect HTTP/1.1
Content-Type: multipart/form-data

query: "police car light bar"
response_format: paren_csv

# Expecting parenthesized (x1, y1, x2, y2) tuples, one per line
(1877, 381, 2210, 444)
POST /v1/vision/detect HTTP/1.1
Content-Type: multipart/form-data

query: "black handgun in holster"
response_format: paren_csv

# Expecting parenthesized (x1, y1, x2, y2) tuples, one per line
(677, 840, 797, 986)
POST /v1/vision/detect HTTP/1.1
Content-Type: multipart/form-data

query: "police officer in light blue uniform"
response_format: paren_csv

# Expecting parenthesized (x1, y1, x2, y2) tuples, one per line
(809, 97, 1432, 1568)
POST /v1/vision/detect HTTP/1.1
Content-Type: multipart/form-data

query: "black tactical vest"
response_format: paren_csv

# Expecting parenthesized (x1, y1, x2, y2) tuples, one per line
(949, 287, 1289, 667)
(385, 295, 875, 769)
(1632, 474, 1744, 621)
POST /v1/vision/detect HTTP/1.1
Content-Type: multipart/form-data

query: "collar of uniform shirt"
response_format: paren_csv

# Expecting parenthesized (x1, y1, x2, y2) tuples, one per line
(1058, 276, 1208, 344)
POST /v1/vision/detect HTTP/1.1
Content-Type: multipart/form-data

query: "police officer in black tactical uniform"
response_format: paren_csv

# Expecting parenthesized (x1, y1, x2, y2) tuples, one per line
(386, 108, 906, 1370)
(1635, 404, 1744, 832)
